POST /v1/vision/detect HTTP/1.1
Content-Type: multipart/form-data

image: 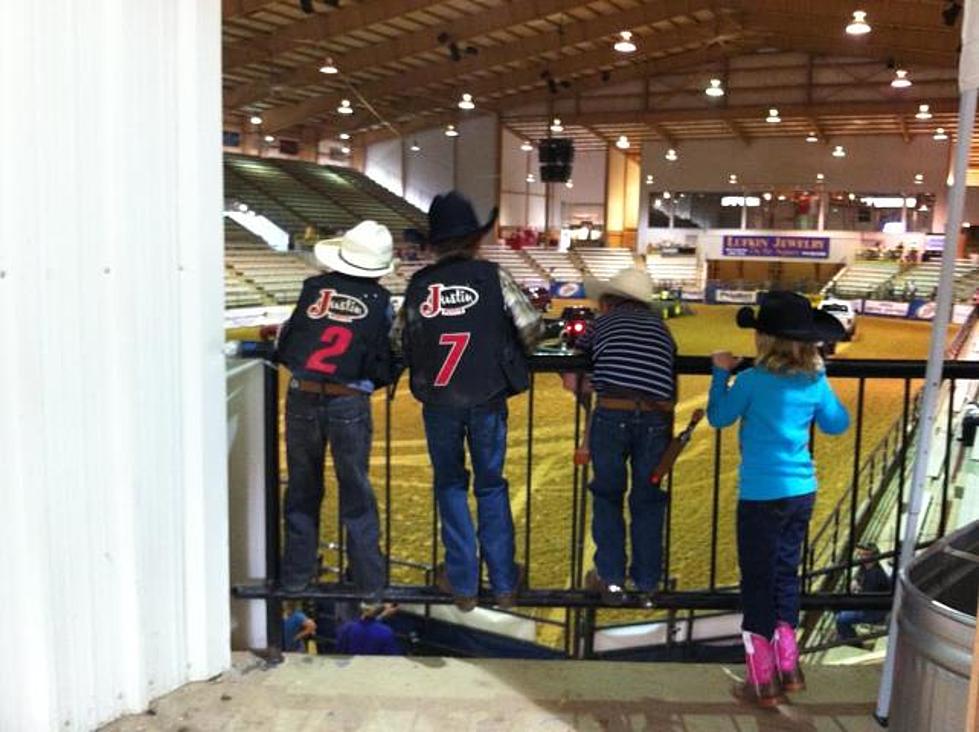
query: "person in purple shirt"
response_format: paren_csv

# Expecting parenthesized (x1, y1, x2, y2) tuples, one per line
(335, 603, 403, 656)
(708, 291, 849, 708)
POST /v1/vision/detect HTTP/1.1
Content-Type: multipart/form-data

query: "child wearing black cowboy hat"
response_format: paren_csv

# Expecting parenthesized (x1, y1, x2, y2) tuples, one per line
(707, 291, 850, 707)
(394, 191, 543, 612)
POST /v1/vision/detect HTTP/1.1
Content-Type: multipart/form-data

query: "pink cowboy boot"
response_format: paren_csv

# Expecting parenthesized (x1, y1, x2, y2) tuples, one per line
(772, 621, 806, 692)
(740, 631, 781, 707)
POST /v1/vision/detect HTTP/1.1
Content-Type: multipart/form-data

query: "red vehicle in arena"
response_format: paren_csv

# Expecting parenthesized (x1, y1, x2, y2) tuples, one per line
(522, 285, 552, 313)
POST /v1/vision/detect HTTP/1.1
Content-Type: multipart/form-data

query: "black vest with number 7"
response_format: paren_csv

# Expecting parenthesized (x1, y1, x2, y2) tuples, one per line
(403, 256, 529, 407)
(277, 272, 393, 387)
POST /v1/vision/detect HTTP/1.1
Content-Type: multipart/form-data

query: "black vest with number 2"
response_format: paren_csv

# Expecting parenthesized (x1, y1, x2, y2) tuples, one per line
(404, 257, 529, 407)
(277, 272, 393, 387)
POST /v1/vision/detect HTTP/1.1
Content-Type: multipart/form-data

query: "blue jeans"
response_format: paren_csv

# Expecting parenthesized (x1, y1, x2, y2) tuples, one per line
(588, 408, 671, 591)
(282, 390, 385, 595)
(422, 400, 517, 597)
(836, 609, 887, 640)
(737, 492, 815, 638)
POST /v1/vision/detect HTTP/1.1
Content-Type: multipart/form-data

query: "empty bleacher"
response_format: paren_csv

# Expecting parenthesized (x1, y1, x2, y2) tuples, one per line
(525, 249, 582, 282)
(225, 246, 320, 305)
(480, 245, 545, 285)
(826, 262, 900, 299)
(576, 247, 637, 280)
(646, 256, 702, 290)
(892, 259, 979, 300)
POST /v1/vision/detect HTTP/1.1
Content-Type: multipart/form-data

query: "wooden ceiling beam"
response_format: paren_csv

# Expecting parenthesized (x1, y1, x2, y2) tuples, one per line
(647, 122, 677, 148)
(733, 0, 953, 31)
(228, 0, 721, 109)
(224, 0, 448, 71)
(897, 115, 912, 143)
(260, 20, 739, 131)
(725, 119, 750, 144)
(222, 0, 278, 19)
(225, 0, 595, 76)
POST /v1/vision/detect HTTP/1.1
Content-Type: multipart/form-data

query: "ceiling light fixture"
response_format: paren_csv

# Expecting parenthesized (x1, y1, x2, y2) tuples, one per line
(237, 203, 249, 213)
(665, 148, 678, 162)
(264, 134, 275, 143)
(566, 179, 574, 189)
(728, 173, 738, 184)
(762, 192, 773, 201)
(806, 131, 819, 143)
(337, 99, 353, 115)
(526, 173, 536, 183)
(614, 31, 637, 54)
(891, 69, 912, 88)
(340, 146, 351, 155)
(832, 145, 847, 157)
(916, 103, 933, 120)
(816, 173, 825, 181)
(766, 107, 781, 123)
(319, 57, 338, 74)
(445, 124, 459, 137)
(914, 173, 924, 184)
(662, 191, 672, 200)
(645, 174, 654, 185)
(615, 135, 630, 150)
(249, 115, 263, 125)
(705, 79, 725, 97)
(520, 140, 533, 152)
(550, 117, 564, 133)
(409, 140, 421, 152)
(933, 127, 949, 140)
(778, 194, 787, 201)
(848, 193, 856, 201)
(458, 93, 475, 110)
(846, 10, 871, 35)
(338, 132, 350, 140)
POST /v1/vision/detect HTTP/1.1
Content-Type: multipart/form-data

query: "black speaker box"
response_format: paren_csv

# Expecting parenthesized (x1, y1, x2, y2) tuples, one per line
(538, 138, 575, 183)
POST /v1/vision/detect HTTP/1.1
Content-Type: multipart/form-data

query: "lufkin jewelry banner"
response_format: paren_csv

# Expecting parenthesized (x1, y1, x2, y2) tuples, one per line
(722, 235, 831, 259)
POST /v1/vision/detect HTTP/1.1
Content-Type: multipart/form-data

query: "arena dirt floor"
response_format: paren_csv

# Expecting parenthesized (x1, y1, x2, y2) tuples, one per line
(253, 303, 950, 646)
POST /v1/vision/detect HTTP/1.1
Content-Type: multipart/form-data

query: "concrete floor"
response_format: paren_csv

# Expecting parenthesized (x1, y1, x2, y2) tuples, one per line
(102, 652, 885, 731)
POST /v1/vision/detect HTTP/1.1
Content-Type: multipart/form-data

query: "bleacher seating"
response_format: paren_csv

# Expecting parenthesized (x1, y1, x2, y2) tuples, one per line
(222, 154, 427, 242)
(892, 259, 979, 300)
(576, 247, 637, 280)
(646, 256, 702, 290)
(826, 262, 900, 299)
(224, 268, 264, 308)
(524, 249, 583, 282)
(225, 247, 320, 305)
(480, 245, 546, 285)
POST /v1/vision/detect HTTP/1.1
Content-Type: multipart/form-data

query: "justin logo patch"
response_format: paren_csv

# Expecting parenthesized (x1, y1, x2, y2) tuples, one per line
(419, 284, 479, 318)
(306, 288, 368, 323)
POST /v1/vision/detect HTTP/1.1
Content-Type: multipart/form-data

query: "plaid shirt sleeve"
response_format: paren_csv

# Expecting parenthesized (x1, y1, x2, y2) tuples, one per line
(498, 266, 545, 353)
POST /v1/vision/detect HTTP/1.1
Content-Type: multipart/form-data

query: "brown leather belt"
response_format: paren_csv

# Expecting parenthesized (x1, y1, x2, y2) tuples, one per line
(290, 378, 361, 397)
(596, 396, 674, 413)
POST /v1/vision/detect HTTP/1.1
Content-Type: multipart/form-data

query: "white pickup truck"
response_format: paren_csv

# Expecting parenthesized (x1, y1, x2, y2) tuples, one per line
(819, 298, 857, 341)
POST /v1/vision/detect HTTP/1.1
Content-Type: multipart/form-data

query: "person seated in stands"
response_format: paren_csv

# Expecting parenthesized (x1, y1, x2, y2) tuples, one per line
(835, 542, 892, 645)
(272, 221, 398, 599)
(396, 191, 544, 612)
(574, 268, 677, 606)
(335, 602, 402, 656)
(283, 601, 317, 653)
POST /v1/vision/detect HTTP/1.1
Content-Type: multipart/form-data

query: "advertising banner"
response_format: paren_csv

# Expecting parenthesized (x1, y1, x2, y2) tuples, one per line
(715, 289, 759, 304)
(862, 300, 910, 318)
(722, 235, 830, 259)
(551, 281, 585, 299)
(908, 300, 976, 325)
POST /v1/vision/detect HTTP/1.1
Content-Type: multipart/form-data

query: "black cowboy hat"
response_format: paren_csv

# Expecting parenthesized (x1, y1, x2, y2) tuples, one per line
(404, 190, 498, 249)
(736, 291, 845, 343)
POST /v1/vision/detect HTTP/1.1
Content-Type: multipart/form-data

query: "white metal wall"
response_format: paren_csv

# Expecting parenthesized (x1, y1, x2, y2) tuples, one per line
(0, 2, 228, 730)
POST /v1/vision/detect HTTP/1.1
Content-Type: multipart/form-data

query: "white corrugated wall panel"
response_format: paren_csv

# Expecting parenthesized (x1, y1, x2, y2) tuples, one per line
(0, 2, 228, 730)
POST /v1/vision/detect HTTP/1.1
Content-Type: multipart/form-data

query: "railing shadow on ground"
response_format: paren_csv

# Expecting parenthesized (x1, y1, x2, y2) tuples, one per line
(231, 343, 979, 659)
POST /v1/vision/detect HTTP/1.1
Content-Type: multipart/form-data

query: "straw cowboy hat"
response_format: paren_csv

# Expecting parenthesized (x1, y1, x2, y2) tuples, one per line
(736, 290, 845, 342)
(314, 220, 395, 277)
(584, 267, 653, 305)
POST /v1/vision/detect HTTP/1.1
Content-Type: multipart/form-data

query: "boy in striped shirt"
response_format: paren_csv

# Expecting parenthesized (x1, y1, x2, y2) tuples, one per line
(575, 267, 677, 604)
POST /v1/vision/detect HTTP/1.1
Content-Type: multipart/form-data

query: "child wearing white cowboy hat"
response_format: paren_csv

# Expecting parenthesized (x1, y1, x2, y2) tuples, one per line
(273, 220, 398, 599)
(570, 267, 677, 606)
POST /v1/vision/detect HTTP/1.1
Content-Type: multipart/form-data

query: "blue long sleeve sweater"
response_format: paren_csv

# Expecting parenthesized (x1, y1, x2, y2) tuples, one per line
(707, 365, 850, 501)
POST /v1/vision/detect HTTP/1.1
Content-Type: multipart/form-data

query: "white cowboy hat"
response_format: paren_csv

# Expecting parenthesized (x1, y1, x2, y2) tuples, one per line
(314, 220, 395, 277)
(584, 267, 653, 305)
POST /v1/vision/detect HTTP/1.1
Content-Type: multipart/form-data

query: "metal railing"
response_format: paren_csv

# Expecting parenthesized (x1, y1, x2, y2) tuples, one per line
(232, 348, 979, 658)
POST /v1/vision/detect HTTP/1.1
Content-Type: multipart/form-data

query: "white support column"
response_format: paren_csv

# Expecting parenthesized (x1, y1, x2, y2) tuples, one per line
(0, 3, 227, 731)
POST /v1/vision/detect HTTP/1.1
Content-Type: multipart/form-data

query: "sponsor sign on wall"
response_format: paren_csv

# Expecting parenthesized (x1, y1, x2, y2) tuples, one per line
(908, 300, 976, 325)
(722, 235, 830, 259)
(861, 299, 910, 318)
(551, 281, 585, 299)
(715, 289, 759, 304)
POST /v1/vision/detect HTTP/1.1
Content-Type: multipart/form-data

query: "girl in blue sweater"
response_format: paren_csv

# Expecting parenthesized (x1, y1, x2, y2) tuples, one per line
(708, 292, 850, 707)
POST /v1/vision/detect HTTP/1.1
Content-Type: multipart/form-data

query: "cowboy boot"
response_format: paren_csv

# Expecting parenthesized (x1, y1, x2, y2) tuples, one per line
(772, 621, 806, 692)
(741, 631, 781, 708)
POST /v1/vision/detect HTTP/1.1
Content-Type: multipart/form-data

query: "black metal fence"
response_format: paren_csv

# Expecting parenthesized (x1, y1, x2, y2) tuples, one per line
(233, 348, 979, 658)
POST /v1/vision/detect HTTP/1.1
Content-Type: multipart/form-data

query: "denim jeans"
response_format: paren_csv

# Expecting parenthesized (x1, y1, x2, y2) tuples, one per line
(281, 389, 385, 595)
(737, 492, 815, 638)
(422, 400, 517, 597)
(835, 609, 887, 640)
(588, 408, 671, 591)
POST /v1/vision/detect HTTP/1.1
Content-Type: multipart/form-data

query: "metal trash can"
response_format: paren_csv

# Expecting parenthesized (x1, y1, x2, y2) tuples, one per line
(890, 521, 978, 731)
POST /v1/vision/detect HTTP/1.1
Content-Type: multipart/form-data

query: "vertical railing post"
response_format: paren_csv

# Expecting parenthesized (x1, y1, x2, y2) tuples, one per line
(941, 378, 955, 537)
(846, 378, 866, 592)
(525, 373, 535, 586)
(708, 428, 722, 591)
(264, 363, 284, 661)
(384, 384, 393, 585)
(894, 379, 911, 576)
